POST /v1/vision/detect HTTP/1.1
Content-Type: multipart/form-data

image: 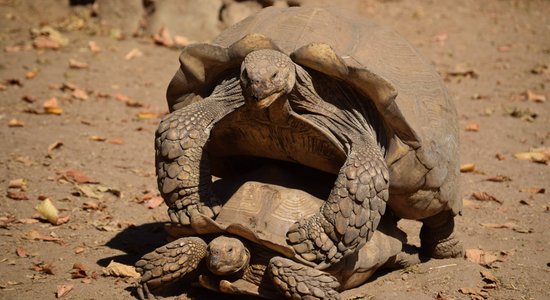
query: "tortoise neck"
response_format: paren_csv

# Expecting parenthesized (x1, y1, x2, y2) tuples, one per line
(266, 95, 292, 124)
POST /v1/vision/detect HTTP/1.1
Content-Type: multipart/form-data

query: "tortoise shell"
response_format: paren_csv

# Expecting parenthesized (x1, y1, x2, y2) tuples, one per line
(165, 6, 459, 219)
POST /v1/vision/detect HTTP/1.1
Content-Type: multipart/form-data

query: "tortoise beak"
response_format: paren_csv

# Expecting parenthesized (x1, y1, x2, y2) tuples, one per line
(254, 90, 285, 109)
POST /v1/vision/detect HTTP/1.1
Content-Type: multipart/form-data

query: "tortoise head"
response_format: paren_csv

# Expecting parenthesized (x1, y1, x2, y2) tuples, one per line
(240, 49, 296, 109)
(206, 236, 250, 276)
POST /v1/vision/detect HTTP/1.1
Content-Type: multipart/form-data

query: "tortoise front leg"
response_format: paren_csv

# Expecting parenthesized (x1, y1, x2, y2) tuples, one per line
(287, 138, 389, 267)
(269, 256, 341, 300)
(135, 237, 207, 299)
(156, 93, 241, 226)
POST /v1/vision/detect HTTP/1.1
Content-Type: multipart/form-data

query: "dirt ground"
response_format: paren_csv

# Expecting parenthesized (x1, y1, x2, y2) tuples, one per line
(1, 0, 549, 299)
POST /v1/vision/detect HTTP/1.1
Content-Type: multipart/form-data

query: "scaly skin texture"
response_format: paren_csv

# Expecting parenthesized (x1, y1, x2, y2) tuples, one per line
(420, 210, 464, 258)
(269, 256, 341, 300)
(286, 137, 389, 267)
(155, 77, 242, 226)
(135, 237, 207, 299)
(238, 50, 391, 268)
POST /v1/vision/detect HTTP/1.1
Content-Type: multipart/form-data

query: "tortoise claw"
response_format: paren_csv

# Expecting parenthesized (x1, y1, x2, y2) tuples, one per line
(168, 199, 221, 226)
(287, 213, 342, 267)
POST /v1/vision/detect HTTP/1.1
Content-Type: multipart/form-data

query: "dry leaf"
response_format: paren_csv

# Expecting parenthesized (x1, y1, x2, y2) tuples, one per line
(519, 187, 545, 194)
(495, 153, 506, 160)
(107, 138, 124, 145)
(460, 163, 475, 173)
(146, 196, 164, 209)
(471, 192, 502, 204)
(465, 122, 480, 132)
(484, 175, 511, 182)
(519, 199, 533, 206)
(33, 36, 60, 49)
(89, 135, 106, 142)
(68, 58, 88, 69)
(60, 81, 78, 91)
(513, 148, 550, 164)
(445, 66, 479, 79)
(481, 270, 498, 284)
(125, 99, 144, 107)
(26, 230, 64, 244)
(31, 26, 69, 48)
(88, 41, 101, 53)
(76, 185, 103, 199)
(7, 191, 29, 200)
(97, 186, 123, 198)
(56, 169, 98, 184)
(458, 287, 488, 300)
(43, 97, 63, 115)
(464, 248, 499, 266)
(125, 48, 143, 60)
(137, 111, 157, 119)
(47, 141, 64, 157)
(102, 261, 140, 278)
(525, 90, 546, 103)
(8, 178, 27, 190)
(153, 26, 174, 47)
(432, 32, 448, 43)
(8, 118, 24, 127)
(82, 201, 100, 210)
(25, 69, 39, 79)
(33, 262, 56, 275)
(56, 284, 74, 298)
(35, 198, 59, 224)
(16, 247, 28, 258)
(21, 95, 37, 103)
(56, 215, 71, 225)
(114, 93, 130, 102)
(72, 88, 88, 100)
(71, 263, 88, 279)
(497, 45, 512, 52)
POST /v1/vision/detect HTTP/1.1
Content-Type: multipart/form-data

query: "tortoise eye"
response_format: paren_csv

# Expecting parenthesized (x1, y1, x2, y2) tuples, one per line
(271, 72, 278, 80)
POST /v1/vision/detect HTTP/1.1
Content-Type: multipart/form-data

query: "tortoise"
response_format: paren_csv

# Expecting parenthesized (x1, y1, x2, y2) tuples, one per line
(150, 4, 462, 290)
(136, 177, 421, 299)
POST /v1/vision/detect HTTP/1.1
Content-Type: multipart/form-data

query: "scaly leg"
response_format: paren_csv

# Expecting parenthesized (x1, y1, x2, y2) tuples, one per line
(269, 256, 341, 300)
(287, 137, 389, 267)
(155, 77, 242, 226)
(135, 237, 207, 299)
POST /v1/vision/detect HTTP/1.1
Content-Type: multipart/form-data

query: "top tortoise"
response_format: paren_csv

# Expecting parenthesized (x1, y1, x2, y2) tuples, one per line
(155, 6, 462, 270)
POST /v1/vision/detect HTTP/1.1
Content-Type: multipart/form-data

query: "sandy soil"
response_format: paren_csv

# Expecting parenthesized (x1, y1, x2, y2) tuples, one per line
(0, 0, 549, 299)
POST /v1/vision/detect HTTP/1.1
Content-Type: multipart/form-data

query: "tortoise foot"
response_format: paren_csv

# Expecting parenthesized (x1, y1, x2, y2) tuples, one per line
(168, 200, 222, 226)
(287, 213, 342, 267)
(268, 256, 341, 300)
(420, 210, 463, 259)
(135, 237, 207, 295)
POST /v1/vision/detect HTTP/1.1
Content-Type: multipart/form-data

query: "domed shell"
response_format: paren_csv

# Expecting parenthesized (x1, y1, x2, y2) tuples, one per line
(192, 181, 323, 258)
(166, 6, 460, 218)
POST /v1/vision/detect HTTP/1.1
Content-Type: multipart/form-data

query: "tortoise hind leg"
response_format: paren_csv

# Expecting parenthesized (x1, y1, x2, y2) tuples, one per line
(135, 237, 207, 300)
(268, 257, 341, 300)
(420, 210, 463, 258)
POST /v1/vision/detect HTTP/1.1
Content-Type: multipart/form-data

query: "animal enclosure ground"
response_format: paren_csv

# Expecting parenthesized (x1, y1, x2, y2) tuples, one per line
(0, 0, 549, 299)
